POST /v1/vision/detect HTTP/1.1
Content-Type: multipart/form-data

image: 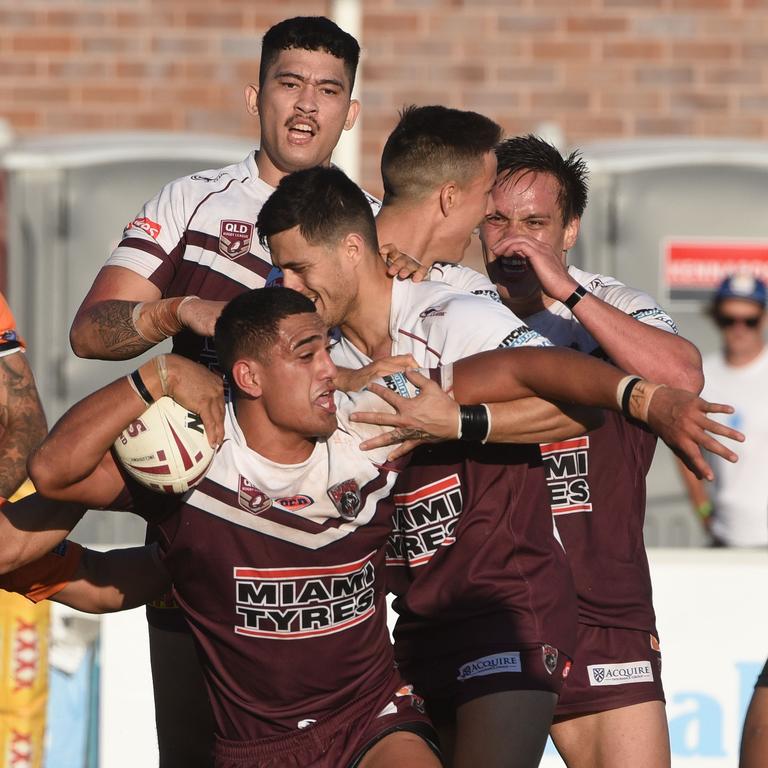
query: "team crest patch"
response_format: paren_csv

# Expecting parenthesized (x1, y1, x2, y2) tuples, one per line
(219, 220, 254, 259)
(542, 644, 559, 675)
(238, 476, 272, 515)
(328, 479, 361, 521)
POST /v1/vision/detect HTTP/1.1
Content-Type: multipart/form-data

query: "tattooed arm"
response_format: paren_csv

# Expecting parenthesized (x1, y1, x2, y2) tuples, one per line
(70, 266, 226, 360)
(0, 351, 47, 497)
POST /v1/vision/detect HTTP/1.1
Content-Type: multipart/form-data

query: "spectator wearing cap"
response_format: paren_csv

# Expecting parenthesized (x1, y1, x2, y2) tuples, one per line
(679, 272, 768, 547)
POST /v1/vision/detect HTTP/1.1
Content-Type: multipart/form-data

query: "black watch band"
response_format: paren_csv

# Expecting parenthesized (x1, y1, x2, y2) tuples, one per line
(563, 284, 587, 309)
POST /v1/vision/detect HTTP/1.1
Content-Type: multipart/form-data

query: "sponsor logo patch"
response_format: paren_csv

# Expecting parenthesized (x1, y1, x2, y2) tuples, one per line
(327, 479, 361, 521)
(274, 494, 314, 512)
(380, 371, 419, 399)
(540, 437, 592, 515)
(630, 307, 678, 333)
(191, 172, 225, 183)
(238, 476, 272, 515)
(128, 217, 161, 239)
(219, 220, 253, 259)
(498, 325, 549, 348)
(588, 660, 654, 686)
(419, 306, 446, 319)
(388, 474, 462, 567)
(233, 552, 376, 639)
(457, 652, 522, 681)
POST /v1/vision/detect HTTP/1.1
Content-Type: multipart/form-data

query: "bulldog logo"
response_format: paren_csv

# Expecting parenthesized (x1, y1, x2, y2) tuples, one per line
(542, 644, 559, 675)
(328, 479, 361, 521)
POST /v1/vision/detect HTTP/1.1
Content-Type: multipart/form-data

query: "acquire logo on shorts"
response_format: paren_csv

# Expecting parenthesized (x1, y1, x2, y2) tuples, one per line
(588, 661, 654, 686)
(456, 652, 521, 681)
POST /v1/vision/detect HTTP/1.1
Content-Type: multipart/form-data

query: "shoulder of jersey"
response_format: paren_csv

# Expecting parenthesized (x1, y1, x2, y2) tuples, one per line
(165, 157, 253, 201)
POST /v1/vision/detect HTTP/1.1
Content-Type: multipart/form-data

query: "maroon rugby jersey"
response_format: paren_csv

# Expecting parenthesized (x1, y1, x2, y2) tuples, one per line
(117, 399, 403, 741)
(540, 411, 658, 632)
(388, 441, 578, 663)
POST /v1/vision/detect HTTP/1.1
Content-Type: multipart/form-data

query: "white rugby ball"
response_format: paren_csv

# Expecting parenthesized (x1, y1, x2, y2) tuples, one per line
(113, 397, 215, 494)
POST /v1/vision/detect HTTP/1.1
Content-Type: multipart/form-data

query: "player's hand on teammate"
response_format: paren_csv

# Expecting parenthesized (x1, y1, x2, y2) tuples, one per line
(645, 387, 744, 481)
(381, 243, 431, 282)
(177, 297, 228, 338)
(351, 370, 460, 461)
(333, 355, 419, 393)
(488, 233, 576, 304)
(161, 355, 225, 447)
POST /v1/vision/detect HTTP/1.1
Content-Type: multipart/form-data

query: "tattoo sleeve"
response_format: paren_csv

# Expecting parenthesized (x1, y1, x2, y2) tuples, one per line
(82, 300, 154, 359)
(0, 352, 48, 497)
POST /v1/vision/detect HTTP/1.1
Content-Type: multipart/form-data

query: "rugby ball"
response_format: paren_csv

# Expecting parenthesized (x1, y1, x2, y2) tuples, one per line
(113, 397, 215, 494)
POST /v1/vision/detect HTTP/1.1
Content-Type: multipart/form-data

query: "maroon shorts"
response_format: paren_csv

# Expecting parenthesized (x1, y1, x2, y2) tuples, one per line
(212, 673, 439, 768)
(554, 624, 664, 718)
(398, 641, 571, 725)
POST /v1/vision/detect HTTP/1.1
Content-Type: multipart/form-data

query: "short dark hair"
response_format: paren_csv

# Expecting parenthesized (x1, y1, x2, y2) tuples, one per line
(381, 105, 503, 204)
(259, 16, 360, 91)
(214, 288, 316, 383)
(495, 135, 589, 224)
(257, 166, 379, 253)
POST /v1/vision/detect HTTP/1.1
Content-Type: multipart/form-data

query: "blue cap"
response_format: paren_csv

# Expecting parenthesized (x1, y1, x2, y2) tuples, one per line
(714, 273, 767, 307)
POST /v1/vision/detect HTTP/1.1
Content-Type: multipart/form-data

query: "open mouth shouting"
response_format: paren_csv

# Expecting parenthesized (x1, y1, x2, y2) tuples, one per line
(287, 117, 318, 145)
(314, 387, 337, 415)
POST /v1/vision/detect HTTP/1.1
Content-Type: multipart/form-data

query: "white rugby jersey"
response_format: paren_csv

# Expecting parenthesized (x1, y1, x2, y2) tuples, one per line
(194, 391, 402, 548)
(426, 262, 501, 303)
(331, 277, 550, 370)
(107, 152, 382, 296)
(526, 265, 678, 353)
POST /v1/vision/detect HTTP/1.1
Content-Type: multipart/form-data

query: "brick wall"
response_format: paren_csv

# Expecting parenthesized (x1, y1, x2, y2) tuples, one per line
(1, 0, 767, 196)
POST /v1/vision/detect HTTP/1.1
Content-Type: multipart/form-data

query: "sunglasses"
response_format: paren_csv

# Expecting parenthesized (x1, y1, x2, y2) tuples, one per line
(715, 314, 763, 329)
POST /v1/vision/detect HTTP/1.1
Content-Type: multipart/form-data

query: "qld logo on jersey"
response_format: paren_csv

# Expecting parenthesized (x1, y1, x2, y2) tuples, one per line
(387, 474, 462, 568)
(219, 220, 253, 260)
(327, 479, 361, 521)
(238, 476, 272, 516)
(540, 437, 592, 515)
(233, 552, 376, 639)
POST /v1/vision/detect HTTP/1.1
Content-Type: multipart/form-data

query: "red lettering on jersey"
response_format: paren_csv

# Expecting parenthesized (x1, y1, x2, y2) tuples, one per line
(128, 217, 162, 239)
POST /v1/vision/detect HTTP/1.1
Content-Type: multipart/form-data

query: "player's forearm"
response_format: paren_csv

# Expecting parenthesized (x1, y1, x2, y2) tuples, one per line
(571, 297, 704, 393)
(0, 353, 48, 497)
(486, 398, 603, 443)
(453, 347, 626, 410)
(29, 366, 160, 498)
(54, 546, 170, 613)
(0, 495, 86, 574)
(70, 299, 155, 359)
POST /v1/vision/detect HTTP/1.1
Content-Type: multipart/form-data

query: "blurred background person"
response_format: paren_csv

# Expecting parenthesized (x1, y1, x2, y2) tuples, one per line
(679, 273, 768, 547)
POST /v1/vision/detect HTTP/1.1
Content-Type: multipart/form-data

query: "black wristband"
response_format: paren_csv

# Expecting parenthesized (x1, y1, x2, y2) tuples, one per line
(130, 369, 154, 407)
(563, 284, 587, 309)
(459, 405, 490, 442)
(620, 376, 642, 419)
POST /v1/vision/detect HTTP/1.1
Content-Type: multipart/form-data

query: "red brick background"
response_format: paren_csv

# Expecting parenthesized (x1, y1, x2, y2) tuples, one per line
(1, 0, 767, 196)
